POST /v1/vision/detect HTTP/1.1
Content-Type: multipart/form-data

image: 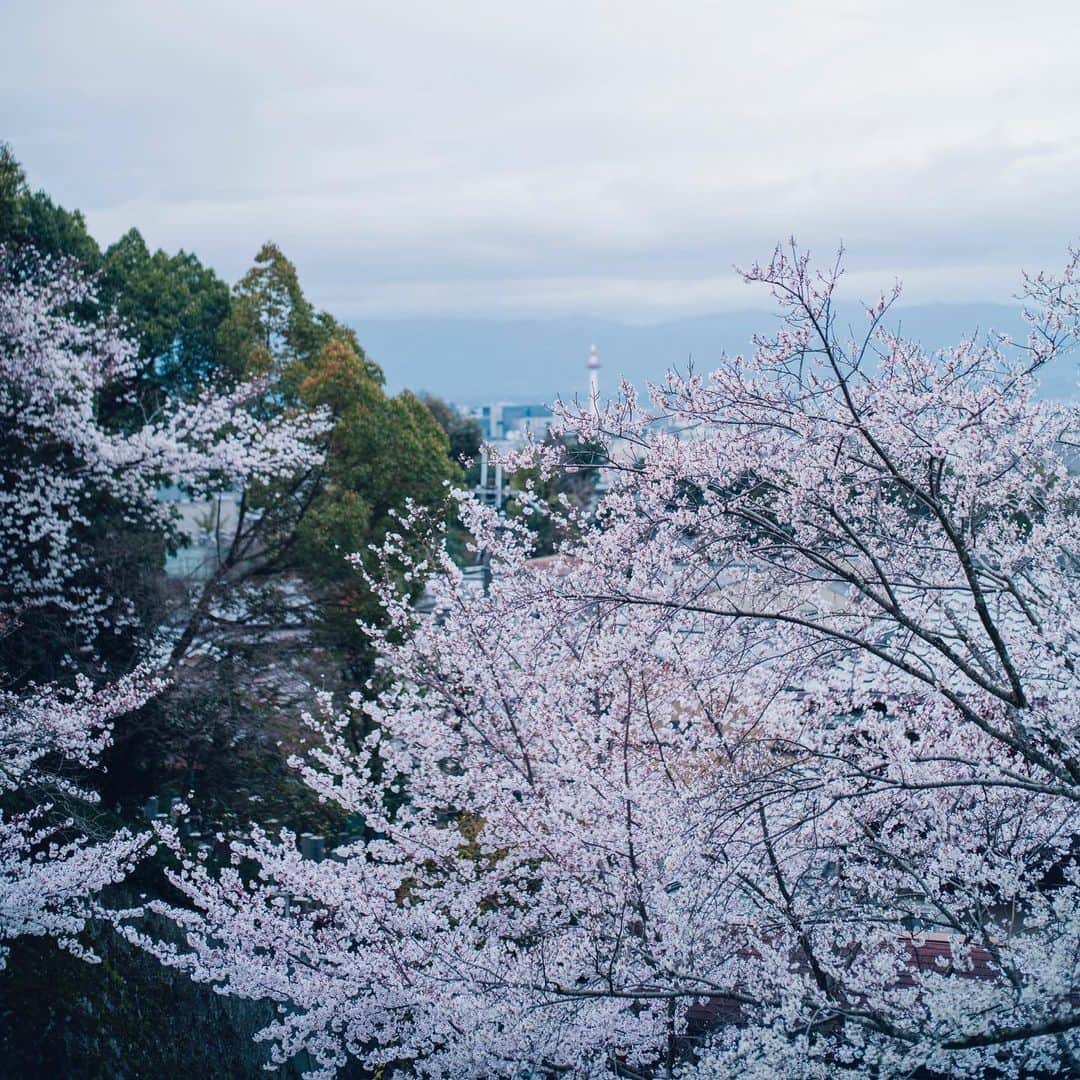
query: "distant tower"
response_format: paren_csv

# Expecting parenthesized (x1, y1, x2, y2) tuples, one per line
(587, 343, 601, 416)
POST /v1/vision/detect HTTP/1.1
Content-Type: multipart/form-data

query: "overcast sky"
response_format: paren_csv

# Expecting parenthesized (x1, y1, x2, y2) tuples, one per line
(4, 1, 1080, 323)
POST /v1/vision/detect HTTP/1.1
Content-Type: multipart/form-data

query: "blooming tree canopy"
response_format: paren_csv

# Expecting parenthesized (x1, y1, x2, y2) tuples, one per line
(0, 253, 328, 967)
(131, 245, 1080, 1078)
(0, 255, 329, 658)
(0, 669, 155, 968)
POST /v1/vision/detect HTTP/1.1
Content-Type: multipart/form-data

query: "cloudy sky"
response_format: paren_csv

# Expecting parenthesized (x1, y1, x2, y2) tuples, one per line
(4, 1, 1080, 324)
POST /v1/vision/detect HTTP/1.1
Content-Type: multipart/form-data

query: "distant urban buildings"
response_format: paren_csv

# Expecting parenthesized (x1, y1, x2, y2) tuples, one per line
(471, 401, 554, 442)
(467, 343, 603, 440)
(161, 348, 609, 578)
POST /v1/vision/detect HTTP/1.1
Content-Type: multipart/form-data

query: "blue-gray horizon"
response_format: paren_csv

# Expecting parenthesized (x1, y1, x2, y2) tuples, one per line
(358, 301, 1080, 406)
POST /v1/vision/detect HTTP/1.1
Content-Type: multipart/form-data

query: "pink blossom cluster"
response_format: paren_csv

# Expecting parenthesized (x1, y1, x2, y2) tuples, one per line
(0, 673, 156, 967)
(0, 258, 329, 643)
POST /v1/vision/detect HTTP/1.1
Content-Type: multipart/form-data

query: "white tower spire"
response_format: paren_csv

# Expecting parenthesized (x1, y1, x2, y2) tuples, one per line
(587, 343, 601, 417)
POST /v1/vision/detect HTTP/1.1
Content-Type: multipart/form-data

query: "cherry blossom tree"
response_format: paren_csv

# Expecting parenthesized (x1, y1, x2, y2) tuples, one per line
(129, 244, 1080, 1078)
(0, 254, 329, 668)
(0, 253, 328, 966)
(0, 664, 155, 968)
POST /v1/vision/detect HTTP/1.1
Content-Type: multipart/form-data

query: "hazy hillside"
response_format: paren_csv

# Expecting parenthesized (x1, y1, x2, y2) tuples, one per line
(361, 303, 1079, 406)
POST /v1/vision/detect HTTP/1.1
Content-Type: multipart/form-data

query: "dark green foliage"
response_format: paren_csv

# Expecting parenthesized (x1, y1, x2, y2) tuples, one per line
(0, 144, 24, 239)
(17, 190, 102, 270)
(213, 248, 459, 678)
(419, 393, 484, 471)
(0, 144, 101, 273)
(0, 923, 304, 1079)
(297, 355, 458, 674)
(100, 228, 231, 410)
(218, 240, 381, 391)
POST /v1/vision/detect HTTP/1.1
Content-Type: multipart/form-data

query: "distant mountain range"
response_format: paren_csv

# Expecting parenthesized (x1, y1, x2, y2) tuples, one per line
(356, 304, 1079, 406)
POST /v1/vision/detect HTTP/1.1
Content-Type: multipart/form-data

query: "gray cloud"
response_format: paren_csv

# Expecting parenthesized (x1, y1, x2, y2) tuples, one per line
(4, 0, 1080, 320)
